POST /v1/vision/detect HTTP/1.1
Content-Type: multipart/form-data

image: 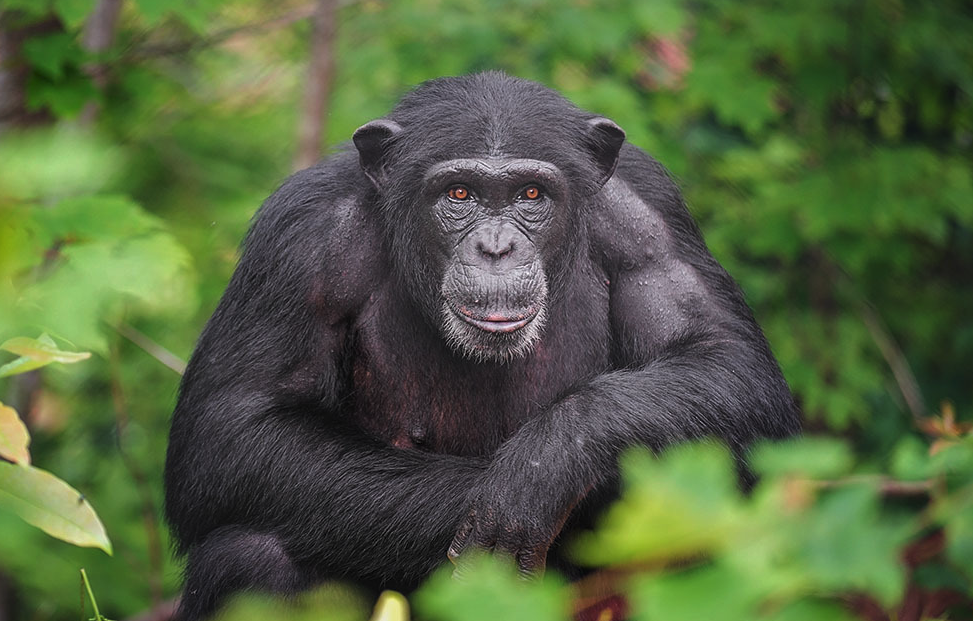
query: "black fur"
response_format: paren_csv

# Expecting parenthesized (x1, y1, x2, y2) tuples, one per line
(165, 72, 799, 620)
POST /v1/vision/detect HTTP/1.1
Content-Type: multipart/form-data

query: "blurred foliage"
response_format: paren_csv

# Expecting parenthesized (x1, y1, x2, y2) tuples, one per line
(0, 0, 971, 619)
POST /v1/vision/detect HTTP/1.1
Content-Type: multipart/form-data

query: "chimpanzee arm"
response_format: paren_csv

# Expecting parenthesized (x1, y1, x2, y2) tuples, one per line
(164, 164, 482, 618)
(449, 149, 799, 572)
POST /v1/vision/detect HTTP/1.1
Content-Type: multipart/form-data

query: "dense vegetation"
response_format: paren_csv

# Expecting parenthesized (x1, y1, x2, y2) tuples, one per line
(0, 1, 970, 620)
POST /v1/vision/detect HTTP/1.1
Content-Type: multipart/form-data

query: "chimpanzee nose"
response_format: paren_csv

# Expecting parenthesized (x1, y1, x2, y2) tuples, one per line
(475, 225, 517, 261)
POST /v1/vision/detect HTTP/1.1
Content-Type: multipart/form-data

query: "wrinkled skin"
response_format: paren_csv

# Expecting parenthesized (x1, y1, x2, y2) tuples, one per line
(164, 73, 799, 621)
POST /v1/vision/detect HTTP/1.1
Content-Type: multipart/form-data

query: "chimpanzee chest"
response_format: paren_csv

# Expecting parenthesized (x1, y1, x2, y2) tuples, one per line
(348, 278, 611, 457)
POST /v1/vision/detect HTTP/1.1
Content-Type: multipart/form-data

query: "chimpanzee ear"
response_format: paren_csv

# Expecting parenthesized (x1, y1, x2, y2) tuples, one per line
(585, 117, 626, 188)
(353, 119, 403, 188)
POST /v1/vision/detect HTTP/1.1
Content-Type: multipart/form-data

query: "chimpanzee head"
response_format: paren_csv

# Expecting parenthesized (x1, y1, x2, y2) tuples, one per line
(353, 73, 624, 362)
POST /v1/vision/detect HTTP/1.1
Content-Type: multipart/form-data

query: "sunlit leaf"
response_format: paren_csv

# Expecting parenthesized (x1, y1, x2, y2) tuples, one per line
(370, 591, 410, 621)
(0, 127, 123, 200)
(573, 444, 742, 566)
(0, 403, 31, 465)
(0, 461, 111, 555)
(0, 335, 91, 378)
(414, 553, 569, 621)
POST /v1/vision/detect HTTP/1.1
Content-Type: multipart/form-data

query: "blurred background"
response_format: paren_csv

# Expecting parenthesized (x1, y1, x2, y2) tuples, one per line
(0, 1, 971, 620)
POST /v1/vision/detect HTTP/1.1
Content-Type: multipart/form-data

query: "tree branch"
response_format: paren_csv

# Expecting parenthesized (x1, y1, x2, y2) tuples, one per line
(114, 323, 186, 375)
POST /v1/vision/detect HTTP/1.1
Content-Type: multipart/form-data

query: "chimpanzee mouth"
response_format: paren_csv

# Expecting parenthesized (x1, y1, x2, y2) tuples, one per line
(450, 305, 541, 334)
(439, 271, 549, 362)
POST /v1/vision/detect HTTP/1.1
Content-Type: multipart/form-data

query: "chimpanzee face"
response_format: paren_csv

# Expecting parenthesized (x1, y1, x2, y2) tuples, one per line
(421, 157, 572, 362)
(352, 81, 624, 364)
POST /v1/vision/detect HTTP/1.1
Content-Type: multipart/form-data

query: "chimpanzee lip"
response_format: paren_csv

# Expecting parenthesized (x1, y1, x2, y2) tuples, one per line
(451, 304, 540, 334)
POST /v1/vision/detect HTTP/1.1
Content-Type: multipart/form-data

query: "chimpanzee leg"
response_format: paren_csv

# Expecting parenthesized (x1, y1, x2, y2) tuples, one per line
(177, 526, 309, 621)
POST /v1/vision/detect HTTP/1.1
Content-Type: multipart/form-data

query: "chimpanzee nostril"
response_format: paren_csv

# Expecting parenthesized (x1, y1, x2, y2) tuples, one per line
(477, 239, 515, 260)
(475, 225, 517, 261)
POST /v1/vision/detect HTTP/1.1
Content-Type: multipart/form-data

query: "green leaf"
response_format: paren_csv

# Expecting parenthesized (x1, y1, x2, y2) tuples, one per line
(791, 485, 909, 605)
(573, 444, 742, 565)
(52, 0, 97, 28)
(22, 33, 79, 79)
(414, 553, 569, 621)
(751, 437, 855, 479)
(0, 403, 31, 465)
(936, 483, 973, 577)
(27, 71, 100, 118)
(0, 334, 91, 378)
(631, 563, 762, 621)
(890, 436, 932, 480)
(0, 461, 111, 555)
(0, 127, 123, 200)
(33, 194, 165, 242)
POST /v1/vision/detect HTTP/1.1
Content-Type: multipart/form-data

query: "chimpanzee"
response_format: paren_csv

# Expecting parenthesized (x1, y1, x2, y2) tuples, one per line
(164, 72, 799, 620)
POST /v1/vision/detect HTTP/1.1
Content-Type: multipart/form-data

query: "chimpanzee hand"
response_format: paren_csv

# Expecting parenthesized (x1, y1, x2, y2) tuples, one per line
(446, 418, 591, 577)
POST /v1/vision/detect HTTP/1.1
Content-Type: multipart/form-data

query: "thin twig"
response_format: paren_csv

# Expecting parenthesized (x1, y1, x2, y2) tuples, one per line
(856, 300, 927, 423)
(808, 474, 936, 496)
(126, 4, 318, 60)
(816, 251, 927, 423)
(115, 323, 186, 375)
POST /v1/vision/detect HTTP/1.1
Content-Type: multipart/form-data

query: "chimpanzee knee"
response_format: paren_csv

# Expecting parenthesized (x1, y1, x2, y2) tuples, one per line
(177, 527, 308, 621)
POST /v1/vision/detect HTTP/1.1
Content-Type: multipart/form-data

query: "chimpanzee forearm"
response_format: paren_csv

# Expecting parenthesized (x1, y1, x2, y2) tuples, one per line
(501, 335, 798, 489)
(165, 392, 484, 587)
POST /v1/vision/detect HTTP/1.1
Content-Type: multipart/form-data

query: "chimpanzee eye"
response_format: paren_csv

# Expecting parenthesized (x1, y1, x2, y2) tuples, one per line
(446, 185, 472, 201)
(519, 185, 543, 201)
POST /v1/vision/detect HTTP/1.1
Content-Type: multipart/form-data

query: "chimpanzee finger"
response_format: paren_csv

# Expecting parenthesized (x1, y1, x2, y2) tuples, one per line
(516, 546, 547, 579)
(447, 513, 475, 562)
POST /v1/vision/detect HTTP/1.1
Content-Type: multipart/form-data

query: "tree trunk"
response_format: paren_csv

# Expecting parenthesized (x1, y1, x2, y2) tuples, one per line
(0, 12, 59, 130)
(79, 0, 124, 124)
(293, 0, 337, 171)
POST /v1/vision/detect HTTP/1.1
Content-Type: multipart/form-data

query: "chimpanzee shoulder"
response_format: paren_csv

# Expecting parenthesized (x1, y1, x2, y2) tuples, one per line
(241, 152, 388, 323)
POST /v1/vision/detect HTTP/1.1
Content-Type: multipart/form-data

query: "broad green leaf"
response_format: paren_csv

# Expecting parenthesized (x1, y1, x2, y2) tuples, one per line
(790, 485, 909, 605)
(22, 33, 78, 80)
(414, 553, 569, 621)
(890, 436, 933, 480)
(0, 334, 91, 378)
(631, 563, 762, 621)
(935, 482, 973, 577)
(33, 195, 164, 242)
(751, 437, 854, 479)
(573, 444, 742, 566)
(0, 461, 111, 555)
(0, 127, 123, 200)
(27, 72, 100, 119)
(0, 403, 31, 465)
(52, 0, 97, 28)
